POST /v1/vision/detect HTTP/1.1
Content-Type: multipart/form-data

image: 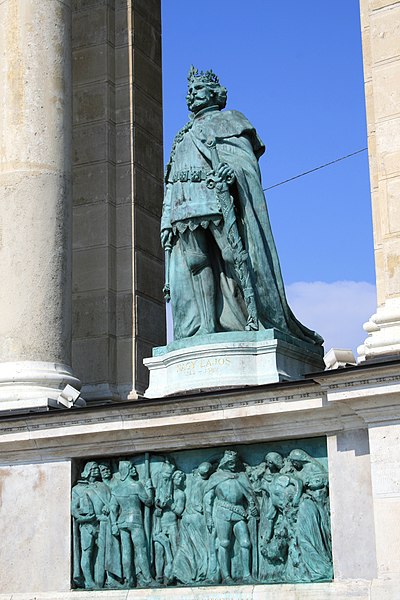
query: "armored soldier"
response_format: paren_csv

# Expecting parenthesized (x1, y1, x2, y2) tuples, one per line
(203, 451, 258, 583)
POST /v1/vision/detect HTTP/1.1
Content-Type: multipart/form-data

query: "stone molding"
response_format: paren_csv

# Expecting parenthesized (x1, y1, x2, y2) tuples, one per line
(0, 579, 375, 600)
(0, 360, 398, 464)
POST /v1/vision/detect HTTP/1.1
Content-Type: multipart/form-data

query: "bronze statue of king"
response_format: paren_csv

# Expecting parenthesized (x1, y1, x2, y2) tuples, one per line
(161, 66, 322, 348)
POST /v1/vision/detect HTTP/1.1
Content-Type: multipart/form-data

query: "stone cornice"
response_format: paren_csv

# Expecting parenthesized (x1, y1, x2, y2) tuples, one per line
(0, 359, 398, 463)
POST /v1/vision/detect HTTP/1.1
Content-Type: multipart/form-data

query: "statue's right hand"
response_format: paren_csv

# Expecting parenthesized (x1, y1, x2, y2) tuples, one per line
(161, 229, 173, 249)
(112, 524, 119, 536)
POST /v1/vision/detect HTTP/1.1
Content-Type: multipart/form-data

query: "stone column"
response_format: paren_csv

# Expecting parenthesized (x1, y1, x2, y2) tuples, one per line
(0, 0, 80, 406)
(358, 0, 400, 360)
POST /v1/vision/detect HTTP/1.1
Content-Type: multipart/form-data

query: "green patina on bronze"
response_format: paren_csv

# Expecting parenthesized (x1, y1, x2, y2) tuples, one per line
(71, 438, 333, 589)
(161, 67, 323, 349)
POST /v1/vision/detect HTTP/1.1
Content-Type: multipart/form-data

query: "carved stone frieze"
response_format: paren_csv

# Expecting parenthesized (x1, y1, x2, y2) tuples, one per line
(71, 439, 332, 589)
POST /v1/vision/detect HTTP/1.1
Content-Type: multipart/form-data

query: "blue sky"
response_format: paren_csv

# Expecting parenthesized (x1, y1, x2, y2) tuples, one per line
(161, 1, 376, 353)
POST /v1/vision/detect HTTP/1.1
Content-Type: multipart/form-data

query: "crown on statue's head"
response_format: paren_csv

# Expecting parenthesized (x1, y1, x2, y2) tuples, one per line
(187, 65, 220, 86)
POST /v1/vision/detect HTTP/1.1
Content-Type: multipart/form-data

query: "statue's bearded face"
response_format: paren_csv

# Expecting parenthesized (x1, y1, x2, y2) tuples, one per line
(186, 81, 215, 113)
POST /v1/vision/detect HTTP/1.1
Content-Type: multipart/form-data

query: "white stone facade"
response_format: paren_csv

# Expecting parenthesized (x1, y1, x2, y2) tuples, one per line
(0, 361, 399, 598)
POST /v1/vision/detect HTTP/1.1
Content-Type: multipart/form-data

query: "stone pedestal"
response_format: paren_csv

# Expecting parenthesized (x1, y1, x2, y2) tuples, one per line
(0, 0, 80, 407)
(144, 330, 324, 397)
(358, 0, 400, 361)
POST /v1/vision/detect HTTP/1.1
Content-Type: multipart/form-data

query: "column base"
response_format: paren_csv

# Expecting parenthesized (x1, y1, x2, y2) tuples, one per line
(0, 361, 81, 407)
(358, 298, 400, 362)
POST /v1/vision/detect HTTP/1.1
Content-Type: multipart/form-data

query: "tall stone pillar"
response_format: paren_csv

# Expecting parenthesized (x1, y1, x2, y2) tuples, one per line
(71, 0, 165, 402)
(0, 0, 80, 406)
(358, 0, 400, 360)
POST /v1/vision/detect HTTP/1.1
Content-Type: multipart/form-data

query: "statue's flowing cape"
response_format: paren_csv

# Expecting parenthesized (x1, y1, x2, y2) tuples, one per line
(166, 108, 323, 347)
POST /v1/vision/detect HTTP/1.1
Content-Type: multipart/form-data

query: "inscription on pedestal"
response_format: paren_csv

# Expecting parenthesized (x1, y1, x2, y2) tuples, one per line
(71, 438, 332, 590)
(177, 357, 232, 377)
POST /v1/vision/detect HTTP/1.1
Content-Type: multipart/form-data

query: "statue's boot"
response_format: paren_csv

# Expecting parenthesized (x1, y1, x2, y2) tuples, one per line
(82, 559, 96, 589)
(136, 549, 153, 587)
(218, 546, 232, 583)
(193, 266, 218, 334)
(241, 547, 253, 581)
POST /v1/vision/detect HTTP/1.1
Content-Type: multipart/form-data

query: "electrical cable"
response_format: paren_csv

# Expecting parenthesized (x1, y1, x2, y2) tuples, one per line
(263, 147, 368, 192)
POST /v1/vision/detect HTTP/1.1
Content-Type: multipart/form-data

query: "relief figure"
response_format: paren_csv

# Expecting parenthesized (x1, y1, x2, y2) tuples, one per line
(173, 461, 215, 584)
(203, 450, 259, 584)
(71, 461, 122, 589)
(153, 460, 186, 583)
(110, 460, 154, 587)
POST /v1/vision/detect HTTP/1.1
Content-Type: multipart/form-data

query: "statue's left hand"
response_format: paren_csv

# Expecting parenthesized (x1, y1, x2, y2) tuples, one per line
(217, 162, 235, 184)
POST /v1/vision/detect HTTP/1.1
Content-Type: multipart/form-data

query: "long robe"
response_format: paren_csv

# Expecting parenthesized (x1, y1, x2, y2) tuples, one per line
(294, 496, 333, 581)
(162, 106, 323, 347)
